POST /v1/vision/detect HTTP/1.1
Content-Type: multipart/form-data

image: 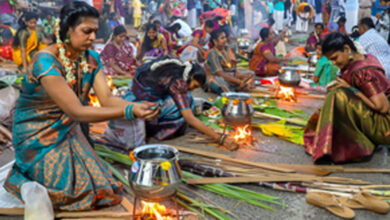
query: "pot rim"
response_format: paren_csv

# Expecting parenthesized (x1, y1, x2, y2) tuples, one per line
(133, 144, 179, 162)
(221, 92, 252, 100)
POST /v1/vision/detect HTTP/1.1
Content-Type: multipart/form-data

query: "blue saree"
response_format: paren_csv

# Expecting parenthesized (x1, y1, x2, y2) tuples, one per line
(4, 50, 122, 211)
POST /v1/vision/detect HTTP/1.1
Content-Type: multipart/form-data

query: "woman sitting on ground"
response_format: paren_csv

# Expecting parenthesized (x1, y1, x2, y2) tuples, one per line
(249, 28, 291, 77)
(123, 56, 238, 150)
(136, 23, 168, 60)
(4, 2, 160, 210)
(179, 20, 215, 62)
(100, 25, 139, 76)
(205, 28, 254, 95)
(304, 32, 390, 164)
(12, 12, 48, 73)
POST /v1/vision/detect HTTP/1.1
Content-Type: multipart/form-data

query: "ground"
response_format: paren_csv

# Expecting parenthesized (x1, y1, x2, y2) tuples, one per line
(0, 26, 389, 220)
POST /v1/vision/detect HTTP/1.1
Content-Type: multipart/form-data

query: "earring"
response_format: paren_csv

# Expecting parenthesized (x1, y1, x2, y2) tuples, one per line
(348, 52, 353, 60)
(64, 33, 70, 44)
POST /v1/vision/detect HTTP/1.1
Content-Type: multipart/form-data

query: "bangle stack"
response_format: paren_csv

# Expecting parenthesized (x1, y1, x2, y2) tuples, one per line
(124, 104, 135, 120)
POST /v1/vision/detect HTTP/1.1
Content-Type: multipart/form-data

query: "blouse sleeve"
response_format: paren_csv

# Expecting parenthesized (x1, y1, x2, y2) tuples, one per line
(168, 78, 191, 112)
(207, 50, 223, 74)
(31, 52, 62, 81)
(353, 68, 389, 98)
(18, 30, 29, 49)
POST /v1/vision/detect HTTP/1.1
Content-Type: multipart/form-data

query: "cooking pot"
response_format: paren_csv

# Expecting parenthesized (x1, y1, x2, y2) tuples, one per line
(130, 145, 181, 201)
(279, 67, 301, 87)
(221, 92, 254, 125)
(308, 52, 318, 66)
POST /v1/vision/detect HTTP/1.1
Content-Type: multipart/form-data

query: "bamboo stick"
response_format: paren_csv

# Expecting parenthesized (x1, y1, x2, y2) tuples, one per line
(186, 175, 369, 185)
(253, 112, 307, 126)
(55, 211, 132, 218)
(172, 145, 295, 173)
(0, 208, 24, 215)
(0, 124, 12, 140)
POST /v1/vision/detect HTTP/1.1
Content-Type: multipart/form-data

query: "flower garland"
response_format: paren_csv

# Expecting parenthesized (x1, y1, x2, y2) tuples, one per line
(55, 19, 89, 85)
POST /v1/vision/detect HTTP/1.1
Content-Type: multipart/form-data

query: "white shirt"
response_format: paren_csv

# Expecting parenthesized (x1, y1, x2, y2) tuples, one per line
(359, 28, 390, 79)
(172, 19, 193, 39)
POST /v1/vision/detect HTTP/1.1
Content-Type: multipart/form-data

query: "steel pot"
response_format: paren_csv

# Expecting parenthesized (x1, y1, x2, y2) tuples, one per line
(279, 67, 301, 87)
(130, 144, 181, 201)
(308, 52, 318, 66)
(221, 92, 254, 125)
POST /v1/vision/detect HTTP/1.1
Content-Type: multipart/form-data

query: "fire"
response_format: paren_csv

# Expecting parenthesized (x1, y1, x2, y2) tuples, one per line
(88, 93, 101, 107)
(230, 124, 253, 146)
(277, 86, 296, 102)
(106, 75, 115, 90)
(140, 201, 173, 220)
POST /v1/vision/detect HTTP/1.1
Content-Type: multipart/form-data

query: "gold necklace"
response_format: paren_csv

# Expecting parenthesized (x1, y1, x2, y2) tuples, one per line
(215, 47, 232, 69)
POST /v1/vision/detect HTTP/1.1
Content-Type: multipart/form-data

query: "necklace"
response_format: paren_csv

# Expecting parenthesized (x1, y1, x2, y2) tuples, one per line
(55, 19, 89, 86)
(215, 47, 232, 69)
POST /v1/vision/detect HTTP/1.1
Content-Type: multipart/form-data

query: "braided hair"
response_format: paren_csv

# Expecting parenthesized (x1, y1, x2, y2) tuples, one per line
(59, 1, 99, 42)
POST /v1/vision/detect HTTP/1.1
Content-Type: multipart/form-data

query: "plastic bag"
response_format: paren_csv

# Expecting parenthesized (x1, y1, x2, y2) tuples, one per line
(0, 86, 19, 121)
(21, 182, 54, 220)
(0, 161, 24, 208)
(104, 118, 145, 151)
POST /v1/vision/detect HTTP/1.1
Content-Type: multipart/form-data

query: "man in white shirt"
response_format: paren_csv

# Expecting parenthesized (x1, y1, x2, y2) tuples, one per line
(358, 17, 390, 79)
(171, 16, 193, 39)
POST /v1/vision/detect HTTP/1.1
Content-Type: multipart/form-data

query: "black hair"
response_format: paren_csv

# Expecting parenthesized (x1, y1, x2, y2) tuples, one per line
(322, 32, 357, 56)
(315, 41, 322, 47)
(108, 12, 116, 20)
(304, 6, 311, 12)
(59, 1, 99, 42)
(153, 20, 162, 26)
(12, 12, 39, 48)
(359, 17, 375, 29)
(167, 23, 181, 33)
(139, 58, 206, 87)
(314, 23, 324, 29)
(260, 27, 270, 41)
(113, 25, 127, 36)
(267, 17, 275, 26)
(221, 25, 231, 38)
(141, 23, 158, 53)
(205, 20, 215, 29)
(337, 16, 347, 24)
(210, 28, 226, 48)
(350, 25, 360, 38)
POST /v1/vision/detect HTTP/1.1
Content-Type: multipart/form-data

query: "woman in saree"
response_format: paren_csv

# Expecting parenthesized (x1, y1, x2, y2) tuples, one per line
(305, 23, 325, 52)
(205, 28, 254, 95)
(123, 56, 238, 150)
(250, 28, 291, 77)
(304, 32, 390, 164)
(100, 25, 139, 76)
(4, 2, 160, 210)
(12, 12, 48, 73)
(136, 23, 168, 60)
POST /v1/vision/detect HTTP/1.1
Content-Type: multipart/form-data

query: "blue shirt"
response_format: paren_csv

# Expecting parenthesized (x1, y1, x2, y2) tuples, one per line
(274, 1, 285, 11)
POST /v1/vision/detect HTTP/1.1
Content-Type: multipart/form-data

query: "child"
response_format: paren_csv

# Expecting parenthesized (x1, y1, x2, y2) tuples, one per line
(312, 42, 338, 88)
(132, 0, 144, 28)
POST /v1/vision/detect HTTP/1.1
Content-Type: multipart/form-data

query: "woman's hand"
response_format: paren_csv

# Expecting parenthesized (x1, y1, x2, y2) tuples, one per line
(132, 101, 160, 120)
(335, 77, 350, 88)
(222, 136, 239, 151)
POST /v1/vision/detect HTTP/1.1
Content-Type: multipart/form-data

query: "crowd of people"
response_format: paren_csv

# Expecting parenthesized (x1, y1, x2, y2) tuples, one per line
(1, 0, 390, 213)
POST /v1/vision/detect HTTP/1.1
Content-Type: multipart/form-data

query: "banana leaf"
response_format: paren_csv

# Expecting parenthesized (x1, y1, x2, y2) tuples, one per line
(112, 78, 132, 87)
(252, 120, 304, 145)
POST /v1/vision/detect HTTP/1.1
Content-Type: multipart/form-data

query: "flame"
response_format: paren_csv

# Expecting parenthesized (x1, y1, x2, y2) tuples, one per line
(141, 201, 173, 220)
(277, 86, 296, 102)
(106, 75, 115, 90)
(88, 94, 101, 107)
(229, 124, 253, 146)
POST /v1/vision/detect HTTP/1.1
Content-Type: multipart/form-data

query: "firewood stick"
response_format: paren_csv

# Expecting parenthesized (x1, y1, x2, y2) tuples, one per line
(172, 145, 295, 173)
(55, 211, 131, 218)
(0, 208, 24, 215)
(0, 124, 12, 140)
(186, 175, 369, 185)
